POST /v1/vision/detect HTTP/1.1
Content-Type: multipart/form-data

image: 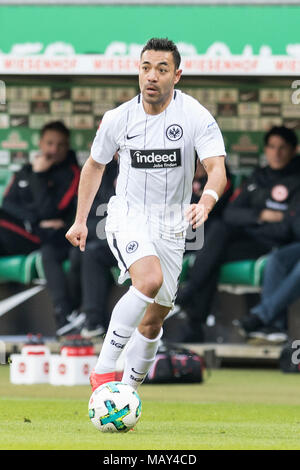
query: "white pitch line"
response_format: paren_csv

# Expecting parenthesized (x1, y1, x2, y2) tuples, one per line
(0, 285, 45, 318)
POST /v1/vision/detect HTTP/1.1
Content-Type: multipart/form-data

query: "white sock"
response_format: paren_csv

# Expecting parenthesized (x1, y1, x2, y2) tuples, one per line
(122, 327, 163, 389)
(94, 286, 154, 374)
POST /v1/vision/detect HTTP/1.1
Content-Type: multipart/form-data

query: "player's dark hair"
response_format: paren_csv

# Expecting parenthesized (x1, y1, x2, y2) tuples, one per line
(141, 38, 181, 70)
(264, 125, 298, 149)
(40, 120, 70, 139)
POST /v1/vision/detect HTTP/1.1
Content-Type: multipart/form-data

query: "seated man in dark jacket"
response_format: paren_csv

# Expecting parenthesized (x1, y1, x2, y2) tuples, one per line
(223, 126, 300, 259)
(1, 121, 81, 333)
(176, 125, 300, 342)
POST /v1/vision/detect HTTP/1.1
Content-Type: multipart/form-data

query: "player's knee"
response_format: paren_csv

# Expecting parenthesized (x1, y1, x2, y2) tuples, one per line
(148, 274, 163, 295)
(134, 273, 163, 298)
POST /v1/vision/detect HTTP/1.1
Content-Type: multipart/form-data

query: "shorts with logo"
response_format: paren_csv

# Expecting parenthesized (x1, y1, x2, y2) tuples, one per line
(105, 196, 185, 308)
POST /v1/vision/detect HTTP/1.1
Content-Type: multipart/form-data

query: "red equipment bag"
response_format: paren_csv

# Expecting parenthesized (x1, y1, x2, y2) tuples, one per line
(145, 342, 205, 384)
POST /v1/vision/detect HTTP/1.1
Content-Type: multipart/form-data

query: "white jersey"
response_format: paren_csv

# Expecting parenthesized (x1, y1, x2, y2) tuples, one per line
(91, 89, 226, 234)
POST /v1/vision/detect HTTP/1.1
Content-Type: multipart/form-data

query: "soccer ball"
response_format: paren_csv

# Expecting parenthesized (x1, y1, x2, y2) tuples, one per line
(88, 381, 142, 433)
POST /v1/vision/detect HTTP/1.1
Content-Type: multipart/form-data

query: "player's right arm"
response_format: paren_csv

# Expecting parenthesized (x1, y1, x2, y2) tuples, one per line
(65, 156, 106, 251)
(66, 105, 122, 250)
(66, 107, 120, 250)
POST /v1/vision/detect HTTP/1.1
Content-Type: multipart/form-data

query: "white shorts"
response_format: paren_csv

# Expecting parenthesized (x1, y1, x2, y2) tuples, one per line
(105, 197, 185, 308)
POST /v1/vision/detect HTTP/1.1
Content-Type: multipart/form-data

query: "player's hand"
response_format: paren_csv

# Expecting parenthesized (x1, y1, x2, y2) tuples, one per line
(259, 209, 284, 223)
(185, 203, 208, 229)
(39, 219, 65, 229)
(32, 153, 55, 173)
(65, 222, 88, 252)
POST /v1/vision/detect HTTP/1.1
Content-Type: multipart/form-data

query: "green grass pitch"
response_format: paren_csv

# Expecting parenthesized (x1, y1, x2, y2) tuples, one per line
(1, 365, 300, 450)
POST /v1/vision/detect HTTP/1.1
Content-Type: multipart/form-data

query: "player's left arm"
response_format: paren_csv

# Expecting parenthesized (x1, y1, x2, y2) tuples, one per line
(186, 156, 227, 229)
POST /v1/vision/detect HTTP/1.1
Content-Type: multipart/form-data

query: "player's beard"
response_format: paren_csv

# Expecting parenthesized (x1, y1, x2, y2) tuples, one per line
(142, 85, 174, 108)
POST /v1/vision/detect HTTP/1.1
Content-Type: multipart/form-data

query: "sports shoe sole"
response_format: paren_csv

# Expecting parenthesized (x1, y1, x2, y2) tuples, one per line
(56, 312, 86, 337)
(265, 332, 288, 344)
(81, 326, 105, 339)
(90, 370, 124, 391)
(247, 332, 288, 345)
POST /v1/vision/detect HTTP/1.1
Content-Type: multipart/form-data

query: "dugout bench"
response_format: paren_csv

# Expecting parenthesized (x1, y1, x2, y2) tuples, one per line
(0, 251, 270, 340)
(0, 167, 272, 339)
(0, 168, 262, 287)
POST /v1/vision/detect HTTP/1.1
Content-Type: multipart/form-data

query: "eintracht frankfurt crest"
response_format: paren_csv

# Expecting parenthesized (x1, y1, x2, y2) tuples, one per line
(166, 124, 183, 141)
(126, 241, 139, 253)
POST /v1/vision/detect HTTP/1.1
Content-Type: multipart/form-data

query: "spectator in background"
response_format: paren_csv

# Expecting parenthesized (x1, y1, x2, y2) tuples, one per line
(175, 126, 300, 342)
(0, 175, 42, 256)
(222, 126, 300, 256)
(1, 121, 81, 334)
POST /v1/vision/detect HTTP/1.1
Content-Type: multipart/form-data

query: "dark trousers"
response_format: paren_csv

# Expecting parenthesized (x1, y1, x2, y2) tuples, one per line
(251, 242, 300, 330)
(41, 229, 75, 322)
(79, 240, 117, 328)
(69, 241, 117, 328)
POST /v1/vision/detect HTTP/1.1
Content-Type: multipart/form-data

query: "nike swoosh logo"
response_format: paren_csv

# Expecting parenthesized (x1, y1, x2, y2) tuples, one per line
(131, 367, 144, 375)
(113, 330, 131, 339)
(126, 134, 140, 140)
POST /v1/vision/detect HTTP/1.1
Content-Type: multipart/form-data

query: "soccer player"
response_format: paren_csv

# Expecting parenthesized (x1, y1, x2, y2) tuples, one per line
(66, 38, 227, 391)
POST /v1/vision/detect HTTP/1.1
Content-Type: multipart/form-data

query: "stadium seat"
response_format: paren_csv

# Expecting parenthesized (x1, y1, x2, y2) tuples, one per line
(34, 252, 70, 280)
(109, 256, 193, 286)
(0, 252, 39, 284)
(0, 247, 268, 294)
(0, 167, 268, 290)
(219, 256, 268, 286)
(109, 254, 268, 289)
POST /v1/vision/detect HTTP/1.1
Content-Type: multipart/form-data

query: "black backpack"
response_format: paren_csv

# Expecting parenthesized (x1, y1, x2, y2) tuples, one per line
(145, 342, 205, 384)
